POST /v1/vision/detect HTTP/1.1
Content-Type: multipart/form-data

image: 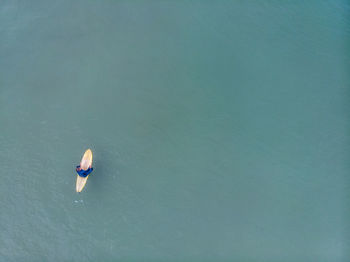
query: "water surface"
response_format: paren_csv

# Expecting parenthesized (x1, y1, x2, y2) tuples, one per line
(0, 1, 349, 261)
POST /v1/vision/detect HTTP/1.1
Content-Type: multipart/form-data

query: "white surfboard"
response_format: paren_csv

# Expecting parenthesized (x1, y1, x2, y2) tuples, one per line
(76, 149, 93, 193)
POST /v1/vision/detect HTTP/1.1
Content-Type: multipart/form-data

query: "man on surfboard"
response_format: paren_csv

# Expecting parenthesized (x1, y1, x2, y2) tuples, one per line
(76, 165, 93, 178)
(76, 149, 93, 192)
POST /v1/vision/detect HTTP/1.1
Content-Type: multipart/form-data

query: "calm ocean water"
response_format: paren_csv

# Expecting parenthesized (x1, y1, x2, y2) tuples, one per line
(0, 1, 349, 261)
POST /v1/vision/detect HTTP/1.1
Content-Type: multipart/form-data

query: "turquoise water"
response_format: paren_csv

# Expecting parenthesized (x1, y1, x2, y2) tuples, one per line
(1, 1, 349, 261)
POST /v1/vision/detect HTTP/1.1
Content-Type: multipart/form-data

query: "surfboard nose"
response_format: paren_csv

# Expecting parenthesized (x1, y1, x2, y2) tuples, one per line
(80, 149, 93, 170)
(85, 148, 92, 158)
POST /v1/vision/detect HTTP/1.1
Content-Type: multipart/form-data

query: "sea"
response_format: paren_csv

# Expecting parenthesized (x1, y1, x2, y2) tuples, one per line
(0, 1, 349, 261)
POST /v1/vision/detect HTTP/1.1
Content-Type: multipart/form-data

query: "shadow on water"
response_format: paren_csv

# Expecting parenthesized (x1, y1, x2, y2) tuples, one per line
(88, 145, 119, 194)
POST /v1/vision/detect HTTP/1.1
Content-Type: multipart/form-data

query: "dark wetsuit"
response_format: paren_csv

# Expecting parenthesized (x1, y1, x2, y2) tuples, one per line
(76, 166, 93, 177)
